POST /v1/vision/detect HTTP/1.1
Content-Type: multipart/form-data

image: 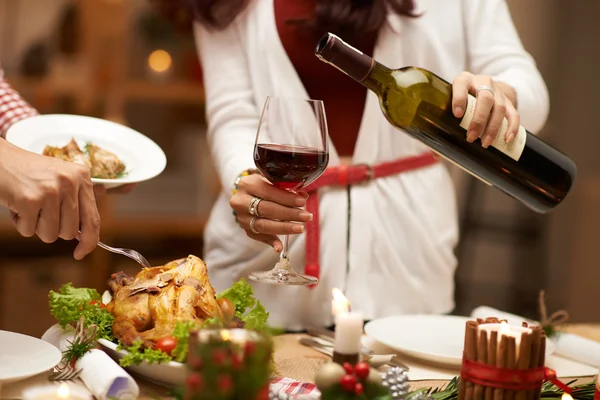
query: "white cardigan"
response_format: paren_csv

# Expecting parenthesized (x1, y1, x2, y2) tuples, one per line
(194, 0, 549, 330)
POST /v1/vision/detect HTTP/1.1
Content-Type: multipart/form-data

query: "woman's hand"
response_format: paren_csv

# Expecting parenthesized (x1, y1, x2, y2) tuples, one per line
(0, 139, 100, 260)
(229, 173, 313, 252)
(451, 72, 519, 148)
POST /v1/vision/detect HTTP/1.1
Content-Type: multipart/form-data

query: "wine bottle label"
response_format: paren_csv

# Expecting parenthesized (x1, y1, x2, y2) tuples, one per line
(432, 150, 493, 186)
(459, 94, 527, 161)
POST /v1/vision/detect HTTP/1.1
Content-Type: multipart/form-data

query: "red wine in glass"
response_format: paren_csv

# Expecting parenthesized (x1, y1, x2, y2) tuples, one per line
(254, 144, 329, 191)
(248, 96, 329, 286)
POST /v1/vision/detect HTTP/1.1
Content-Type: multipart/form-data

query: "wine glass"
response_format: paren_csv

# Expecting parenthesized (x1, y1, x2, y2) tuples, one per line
(249, 96, 330, 285)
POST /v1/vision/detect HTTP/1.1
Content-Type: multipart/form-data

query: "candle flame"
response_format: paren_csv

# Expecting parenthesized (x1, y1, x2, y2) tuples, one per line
(331, 288, 350, 316)
(220, 329, 232, 342)
(57, 383, 70, 399)
(561, 393, 573, 400)
(499, 321, 511, 335)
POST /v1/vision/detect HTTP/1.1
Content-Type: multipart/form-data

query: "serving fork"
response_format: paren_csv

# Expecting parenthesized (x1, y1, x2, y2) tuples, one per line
(97, 240, 152, 268)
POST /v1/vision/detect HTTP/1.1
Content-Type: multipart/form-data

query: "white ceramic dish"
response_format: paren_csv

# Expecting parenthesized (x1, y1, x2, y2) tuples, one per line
(0, 330, 62, 385)
(364, 315, 555, 367)
(6, 114, 167, 189)
(97, 339, 184, 387)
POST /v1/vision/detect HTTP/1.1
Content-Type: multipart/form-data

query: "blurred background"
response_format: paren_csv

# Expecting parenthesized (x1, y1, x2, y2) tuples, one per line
(0, 0, 597, 337)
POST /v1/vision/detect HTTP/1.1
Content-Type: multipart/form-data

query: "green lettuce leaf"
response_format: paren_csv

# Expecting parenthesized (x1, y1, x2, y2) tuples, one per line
(217, 278, 269, 330)
(49, 283, 101, 327)
(117, 340, 173, 367)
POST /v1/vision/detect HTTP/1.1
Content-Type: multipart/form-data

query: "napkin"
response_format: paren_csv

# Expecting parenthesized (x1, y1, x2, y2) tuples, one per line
(270, 377, 320, 399)
(41, 324, 139, 400)
(471, 306, 600, 369)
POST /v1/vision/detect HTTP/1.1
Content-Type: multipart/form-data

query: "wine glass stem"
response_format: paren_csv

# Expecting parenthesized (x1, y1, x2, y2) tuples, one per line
(279, 234, 291, 269)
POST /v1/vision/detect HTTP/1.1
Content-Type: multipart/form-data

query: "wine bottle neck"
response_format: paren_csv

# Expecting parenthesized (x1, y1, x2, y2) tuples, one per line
(315, 33, 392, 95)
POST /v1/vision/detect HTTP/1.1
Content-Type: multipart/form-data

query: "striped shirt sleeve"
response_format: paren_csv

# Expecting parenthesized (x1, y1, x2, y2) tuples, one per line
(0, 65, 39, 138)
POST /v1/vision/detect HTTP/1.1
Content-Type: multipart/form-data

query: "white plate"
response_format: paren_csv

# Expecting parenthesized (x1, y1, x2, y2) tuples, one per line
(364, 315, 555, 367)
(6, 114, 167, 189)
(97, 339, 184, 387)
(0, 330, 62, 384)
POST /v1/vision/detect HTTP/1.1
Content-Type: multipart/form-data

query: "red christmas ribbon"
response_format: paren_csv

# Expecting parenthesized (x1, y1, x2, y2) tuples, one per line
(461, 357, 572, 394)
(594, 386, 600, 400)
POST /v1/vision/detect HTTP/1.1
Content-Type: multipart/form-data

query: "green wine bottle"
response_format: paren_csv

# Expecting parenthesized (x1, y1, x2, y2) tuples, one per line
(315, 32, 576, 213)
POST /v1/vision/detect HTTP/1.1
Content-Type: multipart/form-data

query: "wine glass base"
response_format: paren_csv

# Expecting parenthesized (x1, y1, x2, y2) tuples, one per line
(248, 269, 318, 286)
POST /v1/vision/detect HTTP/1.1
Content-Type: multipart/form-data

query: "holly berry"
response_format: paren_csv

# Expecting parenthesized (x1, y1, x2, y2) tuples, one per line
(212, 349, 227, 365)
(218, 374, 234, 393)
(188, 355, 203, 369)
(186, 373, 203, 390)
(256, 384, 270, 400)
(343, 362, 354, 375)
(354, 362, 370, 380)
(340, 374, 356, 392)
(354, 382, 364, 395)
(245, 342, 256, 356)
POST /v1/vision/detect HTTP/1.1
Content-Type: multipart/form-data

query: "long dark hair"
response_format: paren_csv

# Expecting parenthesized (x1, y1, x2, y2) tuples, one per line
(191, 0, 420, 35)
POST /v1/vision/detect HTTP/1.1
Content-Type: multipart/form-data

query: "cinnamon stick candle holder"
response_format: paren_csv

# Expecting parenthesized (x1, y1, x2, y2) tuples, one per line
(458, 317, 569, 400)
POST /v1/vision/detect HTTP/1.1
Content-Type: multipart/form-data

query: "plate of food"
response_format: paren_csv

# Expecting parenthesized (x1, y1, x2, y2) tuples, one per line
(364, 314, 555, 367)
(46, 255, 269, 387)
(5, 114, 167, 189)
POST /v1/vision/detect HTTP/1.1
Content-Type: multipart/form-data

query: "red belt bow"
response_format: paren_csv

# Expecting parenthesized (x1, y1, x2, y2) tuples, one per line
(302, 152, 439, 287)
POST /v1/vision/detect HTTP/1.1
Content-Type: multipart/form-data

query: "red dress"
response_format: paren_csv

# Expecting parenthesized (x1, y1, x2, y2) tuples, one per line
(274, 0, 377, 157)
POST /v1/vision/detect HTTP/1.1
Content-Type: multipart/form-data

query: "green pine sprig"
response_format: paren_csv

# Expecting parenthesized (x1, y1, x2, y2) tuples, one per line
(407, 377, 596, 400)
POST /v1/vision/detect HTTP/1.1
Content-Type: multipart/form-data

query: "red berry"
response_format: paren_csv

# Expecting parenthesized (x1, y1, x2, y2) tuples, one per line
(354, 382, 364, 395)
(212, 349, 227, 365)
(343, 362, 354, 375)
(256, 384, 270, 400)
(354, 362, 370, 379)
(188, 355, 203, 369)
(186, 373, 203, 390)
(340, 374, 356, 392)
(218, 375, 233, 393)
(231, 354, 243, 369)
(245, 342, 256, 355)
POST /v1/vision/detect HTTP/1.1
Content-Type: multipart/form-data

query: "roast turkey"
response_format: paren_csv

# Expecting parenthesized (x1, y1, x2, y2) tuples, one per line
(105, 255, 225, 348)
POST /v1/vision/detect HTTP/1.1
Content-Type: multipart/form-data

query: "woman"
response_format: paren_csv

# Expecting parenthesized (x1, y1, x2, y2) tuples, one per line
(191, 0, 549, 330)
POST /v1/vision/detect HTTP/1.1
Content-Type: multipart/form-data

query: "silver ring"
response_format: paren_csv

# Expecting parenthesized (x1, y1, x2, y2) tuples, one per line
(248, 196, 262, 217)
(477, 85, 495, 97)
(249, 216, 260, 234)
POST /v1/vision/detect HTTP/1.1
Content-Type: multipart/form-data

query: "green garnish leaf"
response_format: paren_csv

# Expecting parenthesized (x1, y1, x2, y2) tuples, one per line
(49, 283, 101, 327)
(117, 340, 173, 367)
(217, 278, 269, 331)
(81, 304, 114, 341)
(171, 321, 201, 363)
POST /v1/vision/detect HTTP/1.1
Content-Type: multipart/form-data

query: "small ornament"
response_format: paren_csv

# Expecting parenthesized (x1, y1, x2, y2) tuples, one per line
(186, 373, 203, 390)
(354, 382, 364, 395)
(381, 367, 409, 400)
(411, 392, 433, 400)
(343, 362, 355, 374)
(315, 362, 346, 390)
(354, 362, 370, 379)
(340, 374, 357, 392)
(217, 374, 233, 393)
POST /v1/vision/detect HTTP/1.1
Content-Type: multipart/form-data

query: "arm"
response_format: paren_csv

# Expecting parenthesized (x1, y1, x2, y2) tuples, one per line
(0, 65, 39, 138)
(193, 22, 258, 190)
(462, 0, 550, 133)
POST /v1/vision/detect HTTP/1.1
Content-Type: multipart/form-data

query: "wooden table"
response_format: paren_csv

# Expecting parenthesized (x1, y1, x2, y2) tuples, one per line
(135, 324, 600, 399)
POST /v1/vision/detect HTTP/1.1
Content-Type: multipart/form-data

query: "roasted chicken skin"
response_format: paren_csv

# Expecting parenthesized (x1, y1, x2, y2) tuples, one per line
(106, 255, 224, 349)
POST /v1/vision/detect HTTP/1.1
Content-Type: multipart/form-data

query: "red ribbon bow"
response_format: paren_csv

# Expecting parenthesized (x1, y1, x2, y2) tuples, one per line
(461, 357, 572, 394)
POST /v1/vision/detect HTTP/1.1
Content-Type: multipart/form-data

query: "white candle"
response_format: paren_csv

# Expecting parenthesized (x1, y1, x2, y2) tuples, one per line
(478, 321, 532, 358)
(331, 288, 363, 355)
(22, 383, 91, 400)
